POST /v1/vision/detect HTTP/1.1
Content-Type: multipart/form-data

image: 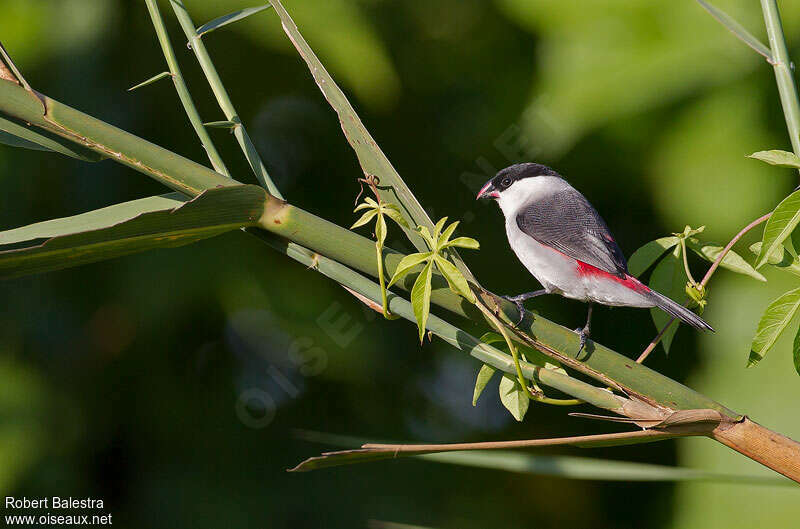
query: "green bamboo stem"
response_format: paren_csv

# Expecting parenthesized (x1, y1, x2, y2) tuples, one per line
(169, 0, 282, 198)
(761, 0, 800, 159)
(0, 79, 231, 196)
(144, 0, 230, 176)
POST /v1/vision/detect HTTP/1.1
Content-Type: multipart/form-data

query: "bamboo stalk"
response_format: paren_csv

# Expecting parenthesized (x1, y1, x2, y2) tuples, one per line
(712, 418, 800, 483)
(144, 0, 230, 176)
(169, 0, 281, 198)
(0, 79, 231, 196)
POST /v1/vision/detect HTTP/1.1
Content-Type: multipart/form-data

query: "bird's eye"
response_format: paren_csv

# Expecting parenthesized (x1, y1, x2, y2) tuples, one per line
(501, 178, 511, 187)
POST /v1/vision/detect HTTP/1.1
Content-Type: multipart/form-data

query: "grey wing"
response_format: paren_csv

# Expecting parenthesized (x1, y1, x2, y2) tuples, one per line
(515, 188, 628, 276)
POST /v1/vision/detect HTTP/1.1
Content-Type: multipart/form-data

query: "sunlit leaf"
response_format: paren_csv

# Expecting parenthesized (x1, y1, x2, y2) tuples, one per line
(376, 212, 388, 246)
(499, 374, 529, 421)
(387, 252, 430, 287)
(438, 221, 459, 247)
(748, 149, 800, 169)
(628, 236, 680, 277)
(686, 239, 765, 281)
(417, 226, 435, 248)
(695, 1, 773, 61)
(433, 217, 448, 240)
(472, 364, 496, 406)
(434, 255, 475, 302)
(411, 261, 433, 342)
(127, 71, 172, 92)
(442, 237, 480, 250)
(350, 209, 378, 230)
(756, 190, 800, 268)
(0, 186, 266, 279)
(196, 5, 272, 37)
(748, 288, 800, 368)
(648, 248, 684, 353)
(383, 207, 409, 228)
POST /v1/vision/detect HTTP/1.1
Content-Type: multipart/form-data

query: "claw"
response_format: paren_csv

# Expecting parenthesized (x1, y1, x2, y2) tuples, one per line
(575, 326, 590, 355)
(501, 296, 526, 326)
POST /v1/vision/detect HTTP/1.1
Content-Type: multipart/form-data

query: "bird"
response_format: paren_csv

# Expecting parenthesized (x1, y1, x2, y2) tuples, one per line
(476, 162, 713, 353)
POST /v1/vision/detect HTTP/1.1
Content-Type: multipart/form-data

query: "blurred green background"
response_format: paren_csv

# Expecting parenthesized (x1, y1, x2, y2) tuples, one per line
(2, 0, 800, 527)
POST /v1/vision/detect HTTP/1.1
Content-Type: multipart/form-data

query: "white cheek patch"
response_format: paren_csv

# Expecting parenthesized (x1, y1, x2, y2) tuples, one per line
(497, 176, 567, 217)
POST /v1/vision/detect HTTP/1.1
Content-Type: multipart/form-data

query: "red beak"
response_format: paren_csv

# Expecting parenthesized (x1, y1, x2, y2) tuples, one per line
(476, 180, 499, 200)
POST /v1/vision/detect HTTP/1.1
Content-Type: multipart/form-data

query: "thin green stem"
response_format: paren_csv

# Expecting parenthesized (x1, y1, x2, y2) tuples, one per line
(144, 0, 229, 175)
(169, 0, 282, 197)
(144, 0, 230, 176)
(679, 237, 698, 287)
(375, 238, 397, 319)
(477, 303, 528, 394)
(761, 0, 800, 163)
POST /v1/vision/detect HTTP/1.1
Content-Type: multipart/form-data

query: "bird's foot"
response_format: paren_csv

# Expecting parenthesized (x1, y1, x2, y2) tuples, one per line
(500, 295, 527, 326)
(574, 325, 591, 355)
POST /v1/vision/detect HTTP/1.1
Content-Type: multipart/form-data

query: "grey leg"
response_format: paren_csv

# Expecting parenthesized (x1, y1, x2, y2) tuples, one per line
(501, 289, 548, 325)
(575, 304, 593, 354)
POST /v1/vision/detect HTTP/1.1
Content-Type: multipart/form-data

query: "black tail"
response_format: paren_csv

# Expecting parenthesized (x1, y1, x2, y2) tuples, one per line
(648, 290, 714, 332)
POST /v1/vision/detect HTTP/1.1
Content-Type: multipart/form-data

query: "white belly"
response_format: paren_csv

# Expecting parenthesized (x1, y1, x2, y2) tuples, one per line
(505, 220, 653, 308)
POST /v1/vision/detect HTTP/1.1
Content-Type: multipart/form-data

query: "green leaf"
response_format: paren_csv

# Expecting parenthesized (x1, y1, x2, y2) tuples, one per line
(0, 185, 267, 279)
(750, 242, 800, 277)
(686, 239, 766, 281)
(748, 150, 800, 169)
(794, 325, 800, 377)
(267, 0, 439, 256)
(433, 217, 448, 240)
(387, 252, 430, 287)
(756, 190, 800, 269)
(203, 120, 238, 129)
(442, 237, 480, 250)
(434, 255, 475, 303)
(499, 374, 529, 421)
(648, 248, 684, 353)
(695, 1, 773, 62)
(438, 221, 459, 247)
(411, 261, 433, 342)
(472, 364, 496, 406)
(127, 71, 172, 92)
(0, 114, 103, 162)
(749, 242, 784, 265)
(350, 209, 378, 230)
(375, 212, 387, 246)
(748, 288, 800, 368)
(196, 5, 272, 37)
(382, 207, 409, 228)
(627, 237, 680, 277)
(417, 226, 435, 248)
